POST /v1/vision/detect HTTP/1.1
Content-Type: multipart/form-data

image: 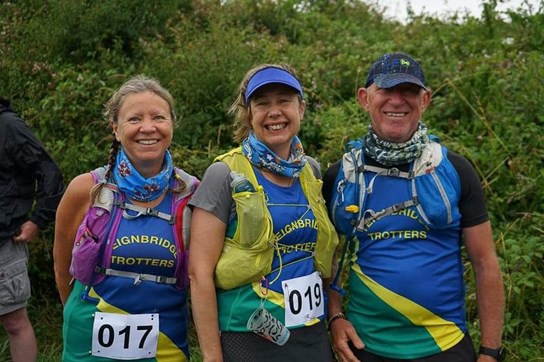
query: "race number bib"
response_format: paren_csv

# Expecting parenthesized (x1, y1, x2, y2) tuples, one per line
(282, 271, 324, 327)
(92, 312, 159, 359)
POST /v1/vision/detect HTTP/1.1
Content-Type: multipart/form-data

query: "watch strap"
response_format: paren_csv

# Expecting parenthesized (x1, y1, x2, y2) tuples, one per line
(479, 346, 505, 361)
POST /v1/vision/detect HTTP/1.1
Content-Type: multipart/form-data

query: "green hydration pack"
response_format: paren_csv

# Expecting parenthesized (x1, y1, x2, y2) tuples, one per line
(329, 137, 462, 293)
(213, 147, 339, 290)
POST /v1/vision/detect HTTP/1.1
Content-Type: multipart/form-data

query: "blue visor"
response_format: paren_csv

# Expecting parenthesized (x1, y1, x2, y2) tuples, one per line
(245, 67, 303, 104)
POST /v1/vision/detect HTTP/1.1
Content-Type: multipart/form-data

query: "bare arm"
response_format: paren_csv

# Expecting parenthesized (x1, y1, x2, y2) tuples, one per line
(53, 173, 93, 305)
(189, 207, 227, 362)
(464, 221, 504, 361)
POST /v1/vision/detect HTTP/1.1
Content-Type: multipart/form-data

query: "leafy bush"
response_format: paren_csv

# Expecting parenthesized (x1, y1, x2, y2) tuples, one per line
(0, 0, 542, 360)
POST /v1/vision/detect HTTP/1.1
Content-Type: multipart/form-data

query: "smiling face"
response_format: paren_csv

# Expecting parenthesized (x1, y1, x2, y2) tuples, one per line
(249, 83, 306, 159)
(358, 83, 431, 143)
(112, 91, 173, 177)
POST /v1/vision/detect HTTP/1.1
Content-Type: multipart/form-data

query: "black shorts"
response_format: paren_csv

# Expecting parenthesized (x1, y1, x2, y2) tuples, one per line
(349, 333, 477, 362)
(221, 320, 335, 362)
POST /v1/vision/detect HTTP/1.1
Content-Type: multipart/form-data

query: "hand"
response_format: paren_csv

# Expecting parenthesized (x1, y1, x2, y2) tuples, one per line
(330, 317, 365, 362)
(13, 221, 39, 243)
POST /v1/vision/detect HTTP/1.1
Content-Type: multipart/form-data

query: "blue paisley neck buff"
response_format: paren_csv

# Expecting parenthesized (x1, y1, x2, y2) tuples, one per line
(242, 131, 307, 178)
(114, 147, 173, 202)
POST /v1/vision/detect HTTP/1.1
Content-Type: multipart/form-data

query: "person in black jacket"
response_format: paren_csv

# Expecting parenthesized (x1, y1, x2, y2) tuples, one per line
(0, 98, 64, 361)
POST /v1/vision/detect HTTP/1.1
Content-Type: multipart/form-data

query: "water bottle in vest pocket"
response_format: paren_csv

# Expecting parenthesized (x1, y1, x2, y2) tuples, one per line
(214, 186, 274, 290)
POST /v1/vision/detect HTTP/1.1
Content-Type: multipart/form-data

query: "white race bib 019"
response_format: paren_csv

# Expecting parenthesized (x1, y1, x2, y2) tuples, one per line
(92, 312, 159, 360)
(282, 271, 324, 327)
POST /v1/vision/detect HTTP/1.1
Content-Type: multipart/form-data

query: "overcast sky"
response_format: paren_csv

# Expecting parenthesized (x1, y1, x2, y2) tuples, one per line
(368, 0, 541, 22)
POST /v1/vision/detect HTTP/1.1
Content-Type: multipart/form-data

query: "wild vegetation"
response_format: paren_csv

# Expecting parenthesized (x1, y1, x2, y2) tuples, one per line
(1, 0, 543, 360)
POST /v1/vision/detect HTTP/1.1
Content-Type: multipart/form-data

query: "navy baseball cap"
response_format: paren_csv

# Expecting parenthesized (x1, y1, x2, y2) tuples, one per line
(244, 66, 304, 104)
(365, 52, 427, 90)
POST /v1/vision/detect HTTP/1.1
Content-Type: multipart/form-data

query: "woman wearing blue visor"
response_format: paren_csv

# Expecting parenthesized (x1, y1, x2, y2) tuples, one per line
(189, 64, 338, 361)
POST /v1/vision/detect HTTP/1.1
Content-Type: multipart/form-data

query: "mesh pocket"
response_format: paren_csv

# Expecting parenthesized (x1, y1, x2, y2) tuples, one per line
(69, 226, 102, 285)
(215, 189, 274, 290)
(69, 204, 111, 285)
(232, 190, 271, 248)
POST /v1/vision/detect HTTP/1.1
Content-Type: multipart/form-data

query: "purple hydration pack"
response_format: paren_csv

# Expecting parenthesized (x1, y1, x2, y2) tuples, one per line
(69, 167, 199, 289)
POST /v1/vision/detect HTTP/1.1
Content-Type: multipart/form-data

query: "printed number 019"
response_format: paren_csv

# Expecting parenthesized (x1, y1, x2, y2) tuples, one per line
(288, 282, 322, 315)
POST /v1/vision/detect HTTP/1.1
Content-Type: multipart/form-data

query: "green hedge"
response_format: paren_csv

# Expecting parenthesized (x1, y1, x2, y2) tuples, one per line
(1, 1, 542, 360)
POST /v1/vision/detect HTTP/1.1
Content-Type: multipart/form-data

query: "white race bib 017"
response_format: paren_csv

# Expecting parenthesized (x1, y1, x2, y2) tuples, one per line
(92, 312, 159, 359)
(282, 271, 324, 327)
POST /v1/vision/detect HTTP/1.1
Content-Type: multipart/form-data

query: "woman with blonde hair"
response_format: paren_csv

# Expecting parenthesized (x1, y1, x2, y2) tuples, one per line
(54, 75, 198, 361)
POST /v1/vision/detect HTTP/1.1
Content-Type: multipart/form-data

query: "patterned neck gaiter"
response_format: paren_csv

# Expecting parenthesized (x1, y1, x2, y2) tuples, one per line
(241, 131, 307, 178)
(114, 147, 173, 202)
(363, 122, 429, 166)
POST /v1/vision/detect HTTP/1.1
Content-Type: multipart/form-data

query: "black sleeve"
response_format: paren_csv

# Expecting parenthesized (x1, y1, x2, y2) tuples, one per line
(447, 150, 489, 228)
(9, 114, 65, 229)
(322, 160, 341, 214)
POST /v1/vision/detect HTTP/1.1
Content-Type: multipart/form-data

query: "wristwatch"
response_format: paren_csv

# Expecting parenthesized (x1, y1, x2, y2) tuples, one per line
(479, 346, 506, 361)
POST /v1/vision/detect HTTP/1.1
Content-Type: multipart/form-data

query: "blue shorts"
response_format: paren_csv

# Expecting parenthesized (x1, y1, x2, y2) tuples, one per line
(0, 240, 31, 315)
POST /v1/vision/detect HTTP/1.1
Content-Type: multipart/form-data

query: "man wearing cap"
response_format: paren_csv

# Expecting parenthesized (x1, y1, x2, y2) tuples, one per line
(322, 53, 505, 362)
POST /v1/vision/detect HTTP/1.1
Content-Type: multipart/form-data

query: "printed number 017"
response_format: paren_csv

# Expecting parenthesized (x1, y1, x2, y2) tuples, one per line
(98, 324, 153, 349)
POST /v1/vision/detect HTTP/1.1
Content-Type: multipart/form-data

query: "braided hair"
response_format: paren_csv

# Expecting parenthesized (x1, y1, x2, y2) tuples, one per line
(90, 75, 186, 202)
